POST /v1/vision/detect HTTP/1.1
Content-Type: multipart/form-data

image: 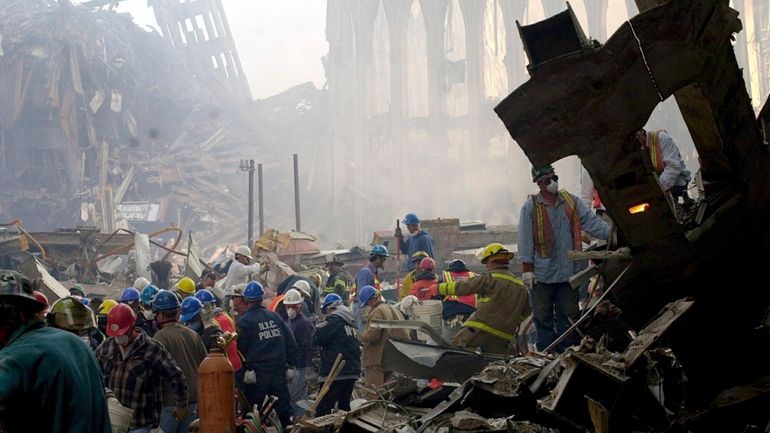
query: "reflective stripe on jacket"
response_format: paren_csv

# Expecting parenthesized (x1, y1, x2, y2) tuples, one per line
(532, 190, 582, 258)
(437, 269, 531, 342)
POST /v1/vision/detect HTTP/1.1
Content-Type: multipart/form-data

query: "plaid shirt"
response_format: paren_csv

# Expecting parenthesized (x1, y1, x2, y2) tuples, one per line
(95, 332, 188, 429)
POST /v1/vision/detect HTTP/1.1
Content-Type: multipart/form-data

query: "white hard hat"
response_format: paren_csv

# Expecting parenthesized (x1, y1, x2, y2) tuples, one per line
(133, 277, 150, 291)
(235, 245, 253, 260)
(291, 280, 311, 298)
(283, 289, 303, 305)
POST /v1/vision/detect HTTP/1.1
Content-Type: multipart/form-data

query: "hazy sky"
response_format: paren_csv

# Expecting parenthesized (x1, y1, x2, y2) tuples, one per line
(120, 0, 328, 100)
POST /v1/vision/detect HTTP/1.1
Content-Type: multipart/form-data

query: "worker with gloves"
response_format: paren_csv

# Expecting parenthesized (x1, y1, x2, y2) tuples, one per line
(121, 286, 156, 337)
(47, 296, 102, 349)
(283, 288, 316, 416)
(359, 285, 409, 386)
(437, 259, 477, 341)
(0, 270, 112, 433)
(518, 165, 611, 352)
(236, 281, 297, 429)
(437, 243, 531, 355)
(95, 303, 189, 432)
(151, 290, 208, 433)
(395, 213, 435, 271)
(313, 293, 361, 415)
(223, 245, 261, 297)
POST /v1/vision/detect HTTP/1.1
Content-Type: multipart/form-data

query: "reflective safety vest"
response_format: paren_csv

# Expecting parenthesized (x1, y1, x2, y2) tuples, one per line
(441, 271, 476, 308)
(464, 272, 524, 341)
(350, 269, 380, 304)
(647, 130, 665, 174)
(532, 190, 582, 258)
(213, 311, 243, 371)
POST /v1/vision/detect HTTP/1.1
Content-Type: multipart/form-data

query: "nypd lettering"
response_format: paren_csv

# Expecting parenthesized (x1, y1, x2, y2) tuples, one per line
(257, 320, 282, 340)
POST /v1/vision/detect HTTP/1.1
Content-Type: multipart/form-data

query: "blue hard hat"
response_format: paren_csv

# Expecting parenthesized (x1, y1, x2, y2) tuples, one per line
(448, 259, 469, 273)
(357, 285, 378, 305)
(244, 281, 264, 301)
(81, 297, 90, 306)
(369, 244, 389, 259)
(140, 285, 159, 306)
(152, 290, 180, 312)
(402, 213, 420, 225)
(194, 289, 216, 304)
(321, 293, 343, 313)
(120, 287, 140, 303)
(180, 296, 203, 322)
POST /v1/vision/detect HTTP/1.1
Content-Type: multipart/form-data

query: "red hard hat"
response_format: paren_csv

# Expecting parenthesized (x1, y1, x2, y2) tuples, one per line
(106, 303, 137, 337)
(419, 257, 436, 271)
(32, 291, 49, 312)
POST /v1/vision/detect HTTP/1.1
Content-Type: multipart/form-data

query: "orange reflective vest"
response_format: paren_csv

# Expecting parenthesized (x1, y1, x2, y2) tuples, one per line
(410, 277, 438, 301)
(647, 130, 665, 174)
(532, 190, 582, 258)
(441, 271, 476, 308)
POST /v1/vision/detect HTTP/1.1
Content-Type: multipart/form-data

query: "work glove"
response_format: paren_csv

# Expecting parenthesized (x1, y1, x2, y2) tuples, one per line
(244, 369, 257, 384)
(394, 226, 402, 238)
(286, 367, 296, 381)
(174, 406, 189, 421)
(522, 272, 535, 291)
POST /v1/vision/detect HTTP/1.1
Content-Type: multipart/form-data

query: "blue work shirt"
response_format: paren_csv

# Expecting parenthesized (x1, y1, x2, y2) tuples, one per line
(237, 303, 297, 371)
(518, 190, 611, 284)
(0, 321, 112, 433)
(354, 262, 379, 291)
(399, 230, 435, 271)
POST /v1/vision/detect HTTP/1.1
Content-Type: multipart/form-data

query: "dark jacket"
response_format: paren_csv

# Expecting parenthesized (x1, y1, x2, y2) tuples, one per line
(0, 322, 111, 433)
(287, 314, 315, 369)
(237, 304, 297, 371)
(312, 306, 361, 380)
(399, 230, 435, 271)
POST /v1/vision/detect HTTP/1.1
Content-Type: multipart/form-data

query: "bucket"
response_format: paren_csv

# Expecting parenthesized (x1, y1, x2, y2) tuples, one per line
(107, 398, 133, 433)
(413, 300, 443, 342)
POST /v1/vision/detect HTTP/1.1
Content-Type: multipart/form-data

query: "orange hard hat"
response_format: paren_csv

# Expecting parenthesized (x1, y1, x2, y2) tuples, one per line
(106, 303, 136, 337)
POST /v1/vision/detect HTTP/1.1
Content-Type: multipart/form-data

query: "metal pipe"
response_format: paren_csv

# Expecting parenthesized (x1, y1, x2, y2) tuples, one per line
(293, 154, 301, 231)
(247, 159, 254, 244)
(258, 163, 264, 236)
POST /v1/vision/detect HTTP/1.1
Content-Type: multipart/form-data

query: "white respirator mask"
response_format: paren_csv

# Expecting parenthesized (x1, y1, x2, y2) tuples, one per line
(546, 180, 559, 194)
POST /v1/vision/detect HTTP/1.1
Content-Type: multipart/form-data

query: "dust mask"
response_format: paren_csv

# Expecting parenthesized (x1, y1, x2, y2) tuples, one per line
(546, 180, 559, 194)
(287, 308, 297, 320)
(115, 335, 130, 346)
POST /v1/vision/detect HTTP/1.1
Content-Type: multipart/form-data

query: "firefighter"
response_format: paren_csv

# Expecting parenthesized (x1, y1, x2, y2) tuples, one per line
(398, 250, 429, 300)
(358, 285, 409, 386)
(437, 259, 477, 340)
(409, 257, 439, 301)
(47, 296, 102, 349)
(236, 281, 297, 429)
(324, 253, 352, 303)
(437, 243, 531, 355)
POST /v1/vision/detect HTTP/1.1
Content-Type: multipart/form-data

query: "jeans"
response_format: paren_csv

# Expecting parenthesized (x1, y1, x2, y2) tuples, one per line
(532, 281, 579, 352)
(244, 370, 293, 429)
(288, 366, 309, 416)
(159, 403, 197, 433)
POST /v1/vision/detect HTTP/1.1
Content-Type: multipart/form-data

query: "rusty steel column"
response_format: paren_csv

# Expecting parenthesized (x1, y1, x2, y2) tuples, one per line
(499, 0, 528, 91)
(458, 0, 487, 115)
(420, 0, 449, 118)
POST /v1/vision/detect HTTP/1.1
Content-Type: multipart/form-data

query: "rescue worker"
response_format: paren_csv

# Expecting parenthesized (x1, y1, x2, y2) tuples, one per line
(324, 253, 351, 302)
(121, 286, 156, 337)
(436, 259, 477, 341)
(47, 296, 102, 349)
(196, 288, 242, 372)
(314, 294, 361, 416)
(635, 128, 692, 202)
(96, 298, 118, 335)
(399, 250, 429, 300)
(32, 290, 49, 321)
(95, 303, 189, 432)
(0, 270, 111, 433)
(354, 245, 388, 331)
(518, 165, 611, 352)
(437, 243, 531, 355)
(152, 290, 208, 433)
(358, 285, 409, 386)
(180, 296, 222, 351)
(69, 283, 87, 298)
(395, 213, 436, 271)
(174, 276, 196, 299)
(139, 284, 159, 332)
(195, 271, 217, 292)
(283, 288, 316, 416)
(409, 257, 439, 301)
(236, 281, 297, 428)
(223, 245, 261, 297)
(133, 277, 151, 292)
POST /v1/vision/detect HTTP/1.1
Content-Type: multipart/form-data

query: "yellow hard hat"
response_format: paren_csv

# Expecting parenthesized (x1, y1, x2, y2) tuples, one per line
(176, 277, 196, 294)
(479, 243, 514, 264)
(98, 299, 118, 315)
